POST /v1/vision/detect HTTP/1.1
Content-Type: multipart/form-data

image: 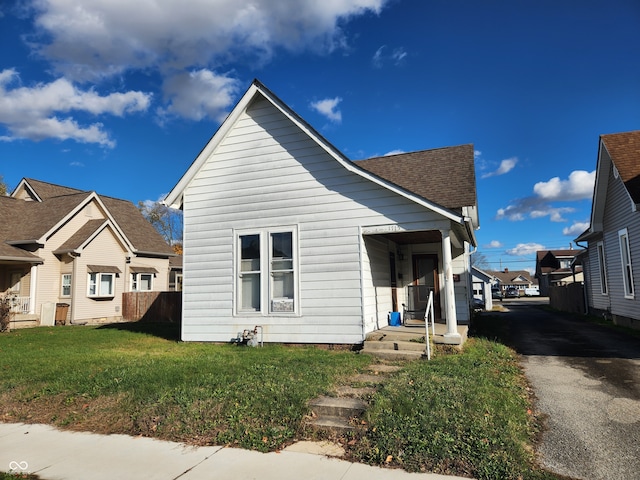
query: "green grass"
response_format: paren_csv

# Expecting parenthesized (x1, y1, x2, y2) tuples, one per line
(0, 323, 370, 451)
(0, 320, 563, 479)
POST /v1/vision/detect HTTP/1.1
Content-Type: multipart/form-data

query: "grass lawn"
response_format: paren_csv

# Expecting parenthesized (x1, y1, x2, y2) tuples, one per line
(0, 320, 562, 480)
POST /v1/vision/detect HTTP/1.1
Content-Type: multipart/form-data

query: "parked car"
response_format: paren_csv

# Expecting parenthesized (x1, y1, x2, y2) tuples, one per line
(505, 287, 519, 298)
(491, 288, 503, 300)
(524, 287, 540, 296)
(472, 297, 485, 310)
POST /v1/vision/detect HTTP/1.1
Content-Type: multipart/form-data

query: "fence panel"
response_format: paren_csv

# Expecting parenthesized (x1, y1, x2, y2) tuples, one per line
(122, 291, 182, 323)
(549, 284, 585, 314)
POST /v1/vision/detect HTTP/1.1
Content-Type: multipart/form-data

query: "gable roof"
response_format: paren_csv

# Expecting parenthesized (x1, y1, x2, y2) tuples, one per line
(575, 130, 640, 242)
(2, 179, 173, 259)
(487, 269, 533, 285)
(163, 79, 478, 245)
(356, 145, 477, 213)
(601, 130, 640, 205)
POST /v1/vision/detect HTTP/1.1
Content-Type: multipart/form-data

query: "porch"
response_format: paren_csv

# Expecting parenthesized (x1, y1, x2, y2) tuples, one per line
(362, 322, 469, 360)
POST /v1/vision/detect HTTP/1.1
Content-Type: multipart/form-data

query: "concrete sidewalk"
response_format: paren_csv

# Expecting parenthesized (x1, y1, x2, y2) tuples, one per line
(1, 423, 472, 480)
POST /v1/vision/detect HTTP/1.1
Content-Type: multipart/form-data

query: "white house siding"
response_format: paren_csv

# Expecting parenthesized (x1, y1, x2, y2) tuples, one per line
(72, 227, 127, 323)
(361, 236, 394, 333)
(602, 160, 640, 321)
(181, 97, 451, 344)
(585, 242, 610, 312)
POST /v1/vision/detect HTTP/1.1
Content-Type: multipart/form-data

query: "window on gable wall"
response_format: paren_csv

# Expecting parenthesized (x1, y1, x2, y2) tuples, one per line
(619, 229, 634, 298)
(88, 273, 115, 297)
(597, 242, 608, 295)
(237, 228, 297, 315)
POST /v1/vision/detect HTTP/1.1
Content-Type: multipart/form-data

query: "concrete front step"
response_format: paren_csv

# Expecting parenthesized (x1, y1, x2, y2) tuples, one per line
(363, 339, 426, 352)
(360, 347, 425, 361)
(309, 415, 355, 432)
(308, 396, 366, 418)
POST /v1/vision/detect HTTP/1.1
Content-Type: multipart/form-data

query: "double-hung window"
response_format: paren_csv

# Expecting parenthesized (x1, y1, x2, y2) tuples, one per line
(61, 274, 72, 297)
(237, 228, 297, 315)
(596, 242, 607, 295)
(619, 229, 634, 298)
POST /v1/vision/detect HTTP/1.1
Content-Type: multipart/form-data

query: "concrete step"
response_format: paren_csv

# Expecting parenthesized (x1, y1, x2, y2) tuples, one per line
(309, 415, 355, 432)
(360, 347, 425, 361)
(363, 339, 426, 352)
(308, 396, 366, 418)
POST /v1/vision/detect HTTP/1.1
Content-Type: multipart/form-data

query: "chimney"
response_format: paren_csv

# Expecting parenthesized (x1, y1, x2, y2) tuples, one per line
(504, 267, 509, 273)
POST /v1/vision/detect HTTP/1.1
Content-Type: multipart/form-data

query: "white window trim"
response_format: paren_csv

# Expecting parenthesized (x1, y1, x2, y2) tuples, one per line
(618, 228, 634, 299)
(596, 241, 608, 295)
(234, 226, 299, 316)
(87, 272, 116, 298)
(61, 273, 72, 298)
(131, 272, 154, 292)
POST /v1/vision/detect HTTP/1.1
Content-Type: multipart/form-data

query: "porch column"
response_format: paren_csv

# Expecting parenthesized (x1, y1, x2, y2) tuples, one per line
(440, 229, 461, 341)
(29, 265, 37, 314)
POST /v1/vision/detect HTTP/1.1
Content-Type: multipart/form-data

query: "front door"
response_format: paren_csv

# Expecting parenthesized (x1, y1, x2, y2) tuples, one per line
(410, 254, 441, 320)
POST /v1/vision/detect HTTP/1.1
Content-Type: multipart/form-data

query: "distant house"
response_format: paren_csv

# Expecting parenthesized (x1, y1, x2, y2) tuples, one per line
(1, 179, 174, 328)
(575, 130, 640, 330)
(487, 268, 535, 296)
(535, 249, 583, 296)
(164, 80, 480, 345)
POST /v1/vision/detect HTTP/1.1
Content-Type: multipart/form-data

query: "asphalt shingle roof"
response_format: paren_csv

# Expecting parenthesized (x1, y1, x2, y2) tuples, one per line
(355, 144, 477, 212)
(2, 179, 173, 257)
(601, 130, 640, 204)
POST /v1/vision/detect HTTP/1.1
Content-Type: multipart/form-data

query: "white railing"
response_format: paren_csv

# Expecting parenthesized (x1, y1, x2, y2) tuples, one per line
(423, 290, 435, 360)
(8, 296, 31, 315)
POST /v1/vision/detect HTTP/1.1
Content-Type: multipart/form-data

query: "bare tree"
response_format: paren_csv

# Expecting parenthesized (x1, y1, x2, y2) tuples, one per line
(137, 200, 183, 248)
(471, 251, 491, 271)
(0, 175, 8, 196)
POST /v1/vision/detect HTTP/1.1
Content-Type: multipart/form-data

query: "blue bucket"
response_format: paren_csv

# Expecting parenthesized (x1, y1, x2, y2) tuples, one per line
(389, 311, 401, 326)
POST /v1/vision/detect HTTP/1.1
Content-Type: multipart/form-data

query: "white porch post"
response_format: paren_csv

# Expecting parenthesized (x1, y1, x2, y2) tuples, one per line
(440, 229, 461, 341)
(29, 264, 37, 314)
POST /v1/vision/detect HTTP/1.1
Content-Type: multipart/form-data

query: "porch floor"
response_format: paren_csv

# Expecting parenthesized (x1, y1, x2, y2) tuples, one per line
(367, 321, 468, 346)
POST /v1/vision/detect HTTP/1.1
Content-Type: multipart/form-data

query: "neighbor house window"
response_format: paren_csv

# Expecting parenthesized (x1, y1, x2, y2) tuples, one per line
(131, 273, 153, 291)
(87, 265, 120, 298)
(88, 273, 115, 297)
(619, 229, 634, 298)
(236, 228, 297, 314)
(61, 274, 72, 297)
(597, 242, 607, 295)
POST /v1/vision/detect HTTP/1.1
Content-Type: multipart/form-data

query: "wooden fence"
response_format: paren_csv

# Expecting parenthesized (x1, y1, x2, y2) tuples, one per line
(548, 283, 585, 314)
(122, 291, 181, 323)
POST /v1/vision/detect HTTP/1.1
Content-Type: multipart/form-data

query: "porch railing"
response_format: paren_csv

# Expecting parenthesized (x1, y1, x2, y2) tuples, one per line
(8, 296, 30, 315)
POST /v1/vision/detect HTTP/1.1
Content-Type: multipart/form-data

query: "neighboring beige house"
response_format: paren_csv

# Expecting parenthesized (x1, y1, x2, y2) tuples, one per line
(1, 179, 174, 328)
(164, 80, 480, 345)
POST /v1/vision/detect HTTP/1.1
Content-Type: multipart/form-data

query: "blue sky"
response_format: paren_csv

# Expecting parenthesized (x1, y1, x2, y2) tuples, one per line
(1, 0, 639, 273)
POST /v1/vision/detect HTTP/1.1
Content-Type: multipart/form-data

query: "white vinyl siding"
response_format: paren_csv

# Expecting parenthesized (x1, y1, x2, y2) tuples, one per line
(181, 97, 449, 343)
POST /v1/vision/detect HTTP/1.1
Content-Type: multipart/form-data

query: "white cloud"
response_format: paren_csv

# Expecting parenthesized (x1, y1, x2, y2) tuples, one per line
(372, 45, 407, 68)
(485, 240, 503, 248)
(30, 0, 388, 81)
(158, 69, 240, 122)
(0, 69, 151, 146)
(310, 97, 343, 123)
(481, 157, 518, 178)
(506, 243, 545, 256)
(533, 170, 596, 201)
(563, 221, 590, 236)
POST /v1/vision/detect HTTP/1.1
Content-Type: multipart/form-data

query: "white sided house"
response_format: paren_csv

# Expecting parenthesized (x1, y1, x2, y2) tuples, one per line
(164, 80, 479, 345)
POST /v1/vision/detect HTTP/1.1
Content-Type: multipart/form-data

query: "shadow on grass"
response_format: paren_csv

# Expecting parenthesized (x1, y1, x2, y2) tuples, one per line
(97, 321, 181, 341)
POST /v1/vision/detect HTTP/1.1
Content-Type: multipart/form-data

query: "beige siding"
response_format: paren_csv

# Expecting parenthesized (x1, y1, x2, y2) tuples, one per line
(182, 97, 453, 343)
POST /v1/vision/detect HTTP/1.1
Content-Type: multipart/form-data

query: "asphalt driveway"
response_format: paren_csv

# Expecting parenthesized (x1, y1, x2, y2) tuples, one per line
(500, 299, 640, 480)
